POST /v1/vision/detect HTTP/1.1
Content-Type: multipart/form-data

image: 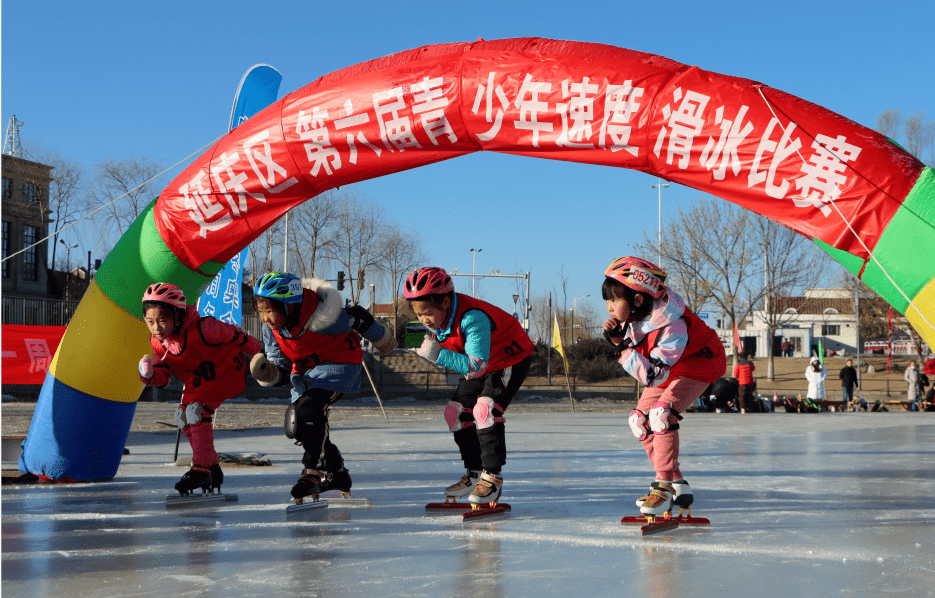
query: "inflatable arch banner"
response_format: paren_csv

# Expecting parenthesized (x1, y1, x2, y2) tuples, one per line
(21, 38, 934, 480)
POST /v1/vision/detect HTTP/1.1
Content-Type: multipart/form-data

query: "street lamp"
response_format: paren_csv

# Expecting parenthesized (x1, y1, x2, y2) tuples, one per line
(60, 240, 78, 300)
(470, 248, 482, 297)
(651, 178, 669, 266)
(572, 294, 590, 342)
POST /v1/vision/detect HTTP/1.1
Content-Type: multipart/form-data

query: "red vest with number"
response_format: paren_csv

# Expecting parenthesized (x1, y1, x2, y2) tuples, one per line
(439, 294, 534, 372)
(640, 308, 726, 387)
(152, 317, 248, 405)
(270, 289, 361, 374)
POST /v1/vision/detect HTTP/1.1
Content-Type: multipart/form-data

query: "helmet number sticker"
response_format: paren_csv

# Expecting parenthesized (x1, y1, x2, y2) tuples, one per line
(288, 279, 303, 296)
(629, 266, 656, 289)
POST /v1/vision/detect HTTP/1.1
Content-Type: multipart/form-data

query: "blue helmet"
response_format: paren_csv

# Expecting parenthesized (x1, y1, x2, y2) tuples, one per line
(254, 272, 304, 304)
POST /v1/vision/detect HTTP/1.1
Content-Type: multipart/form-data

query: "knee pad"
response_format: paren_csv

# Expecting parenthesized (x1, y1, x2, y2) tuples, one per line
(649, 401, 682, 435)
(185, 402, 205, 426)
(444, 401, 473, 432)
(473, 396, 504, 430)
(177, 402, 209, 428)
(284, 402, 298, 439)
(628, 409, 651, 440)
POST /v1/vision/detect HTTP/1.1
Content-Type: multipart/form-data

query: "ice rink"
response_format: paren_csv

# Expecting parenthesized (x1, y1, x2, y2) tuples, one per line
(3, 408, 934, 598)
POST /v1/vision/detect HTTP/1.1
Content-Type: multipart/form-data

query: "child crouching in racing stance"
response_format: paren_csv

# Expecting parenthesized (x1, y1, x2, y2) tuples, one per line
(138, 282, 264, 496)
(405, 267, 534, 506)
(249, 272, 396, 501)
(600, 257, 725, 517)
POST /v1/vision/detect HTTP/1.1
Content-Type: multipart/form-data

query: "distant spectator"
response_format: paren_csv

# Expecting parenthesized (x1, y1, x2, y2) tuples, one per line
(838, 359, 858, 408)
(805, 359, 826, 401)
(905, 360, 921, 409)
(781, 340, 792, 357)
(733, 352, 756, 412)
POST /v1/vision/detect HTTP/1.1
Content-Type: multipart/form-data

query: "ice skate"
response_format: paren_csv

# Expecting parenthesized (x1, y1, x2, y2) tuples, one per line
(636, 479, 693, 512)
(291, 468, 322, 501)
(165, 465, 231, 508)
(319, 468, 371, 507)
(210, 463, 224, 492)
(320, 467, 352, 494)
(174, 465, 213, 497)
(639, 481, 674, 517)
(444, 469, 480, 501)
(468, 471, 503, 506)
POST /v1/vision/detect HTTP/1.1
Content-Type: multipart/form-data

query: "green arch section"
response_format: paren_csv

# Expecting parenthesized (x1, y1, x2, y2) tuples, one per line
(94, 199, 225, 314)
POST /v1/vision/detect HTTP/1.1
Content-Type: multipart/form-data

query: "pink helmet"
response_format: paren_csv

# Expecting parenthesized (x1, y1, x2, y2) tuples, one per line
(142, 282, 187, 310)
(604, 256, 667, 299)
(404, 267, 454, 299)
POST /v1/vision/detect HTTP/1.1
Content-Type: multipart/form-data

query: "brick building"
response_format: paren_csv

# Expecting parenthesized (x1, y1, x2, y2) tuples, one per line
(2, 153, 53, 301)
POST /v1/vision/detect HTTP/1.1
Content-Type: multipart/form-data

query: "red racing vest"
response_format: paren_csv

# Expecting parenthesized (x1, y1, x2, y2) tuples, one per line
(270, 289, 362, 374)
(152, 317, 248, 405)
(439, 294, 534, 372)
(640, 308, 726, 388)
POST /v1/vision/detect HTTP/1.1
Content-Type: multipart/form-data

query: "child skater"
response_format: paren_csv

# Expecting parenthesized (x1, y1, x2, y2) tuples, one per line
(600, 257, 725, 518)
(404, 267, 535, 506)
(138, 282, 264, 496)
(249, 272, 396, 501)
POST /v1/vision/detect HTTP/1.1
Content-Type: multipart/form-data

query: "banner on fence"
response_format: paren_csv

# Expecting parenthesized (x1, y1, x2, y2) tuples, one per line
(1, 325, 67, 385)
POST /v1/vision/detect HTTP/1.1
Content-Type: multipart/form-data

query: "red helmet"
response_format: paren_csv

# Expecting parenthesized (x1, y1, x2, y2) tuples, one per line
(142, 282, 187, 310)
(404, 267, 454, 299)
(604, 256, 667, 299)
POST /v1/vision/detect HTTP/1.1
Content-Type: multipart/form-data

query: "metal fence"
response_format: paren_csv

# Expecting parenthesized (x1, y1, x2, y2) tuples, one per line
(2, 296, 79, 326)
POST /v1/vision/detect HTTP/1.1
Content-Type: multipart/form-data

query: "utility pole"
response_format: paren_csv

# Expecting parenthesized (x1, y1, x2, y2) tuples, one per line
(651, 178, 669, 266)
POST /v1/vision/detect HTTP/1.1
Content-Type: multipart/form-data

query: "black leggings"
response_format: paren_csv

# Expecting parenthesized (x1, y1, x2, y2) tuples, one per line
(292, 389, 343, 470)
(450, 356, 531, 473)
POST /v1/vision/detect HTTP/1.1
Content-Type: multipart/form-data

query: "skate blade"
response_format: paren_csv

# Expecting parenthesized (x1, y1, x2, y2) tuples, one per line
(426, 501, 511, 512)
(286, 498, 328, 514)
(461, 504, 510, 521)
(621, 513, 709, 526)
(640, 519, 680, 536)
(165, 492, 232, 508)
(319, 493, 371, 508)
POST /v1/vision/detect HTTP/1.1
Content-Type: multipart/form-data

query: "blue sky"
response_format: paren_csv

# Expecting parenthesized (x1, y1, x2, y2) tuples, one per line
(3, 0, 932, 319)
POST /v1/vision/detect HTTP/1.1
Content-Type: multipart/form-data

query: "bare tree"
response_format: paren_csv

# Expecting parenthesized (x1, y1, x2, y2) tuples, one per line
(246, 219, 284, 285)
(89, 157, 164, 239)
(286, 190, 340, 280)
(875, 108, 935, 165)
(875, 109, 902, 141)
(328, 193, 384, 305)
(649, 198, 764, 363)
(41, 153, 86, 270)
(755, 216, 827, 379)
(904, 111, 935, 165)
(378, 223, 427, 336)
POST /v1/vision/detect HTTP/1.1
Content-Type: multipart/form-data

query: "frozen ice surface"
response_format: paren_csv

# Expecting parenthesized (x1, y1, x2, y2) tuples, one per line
(3, 411, 934, 597)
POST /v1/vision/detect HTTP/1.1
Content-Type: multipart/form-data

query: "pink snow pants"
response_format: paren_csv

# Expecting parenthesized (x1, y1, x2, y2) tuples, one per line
(636, 377, 709, 482)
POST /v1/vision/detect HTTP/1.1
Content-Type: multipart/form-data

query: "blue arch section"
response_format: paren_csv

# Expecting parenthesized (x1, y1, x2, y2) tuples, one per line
(19, 375, 137, 481)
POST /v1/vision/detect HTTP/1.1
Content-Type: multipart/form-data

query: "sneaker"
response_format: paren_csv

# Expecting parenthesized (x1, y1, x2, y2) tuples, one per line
(468, 471, 503, 505)
(291, 469, 322, 500)
(445, 469, 480, 498)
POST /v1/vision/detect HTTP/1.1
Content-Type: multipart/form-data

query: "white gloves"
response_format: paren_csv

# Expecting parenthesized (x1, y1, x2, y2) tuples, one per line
(250, 353, 281, 387)
(416, 334, 441, 363)
(372, 327, 398, 355)
(139, 355, 153, 379)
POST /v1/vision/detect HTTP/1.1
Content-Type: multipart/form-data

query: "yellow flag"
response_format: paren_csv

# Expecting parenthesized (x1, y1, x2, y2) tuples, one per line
(553, 316, 569, 369)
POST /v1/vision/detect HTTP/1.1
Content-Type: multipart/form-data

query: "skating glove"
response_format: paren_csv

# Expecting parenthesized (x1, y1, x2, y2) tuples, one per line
(372, 326, 398, 355)
(602, 320, 632, 349)
(250, 353, 281, 387)
(416, 334, 441, 363)
(346, 305, 375, 335)
(139, 355, 153, 379)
